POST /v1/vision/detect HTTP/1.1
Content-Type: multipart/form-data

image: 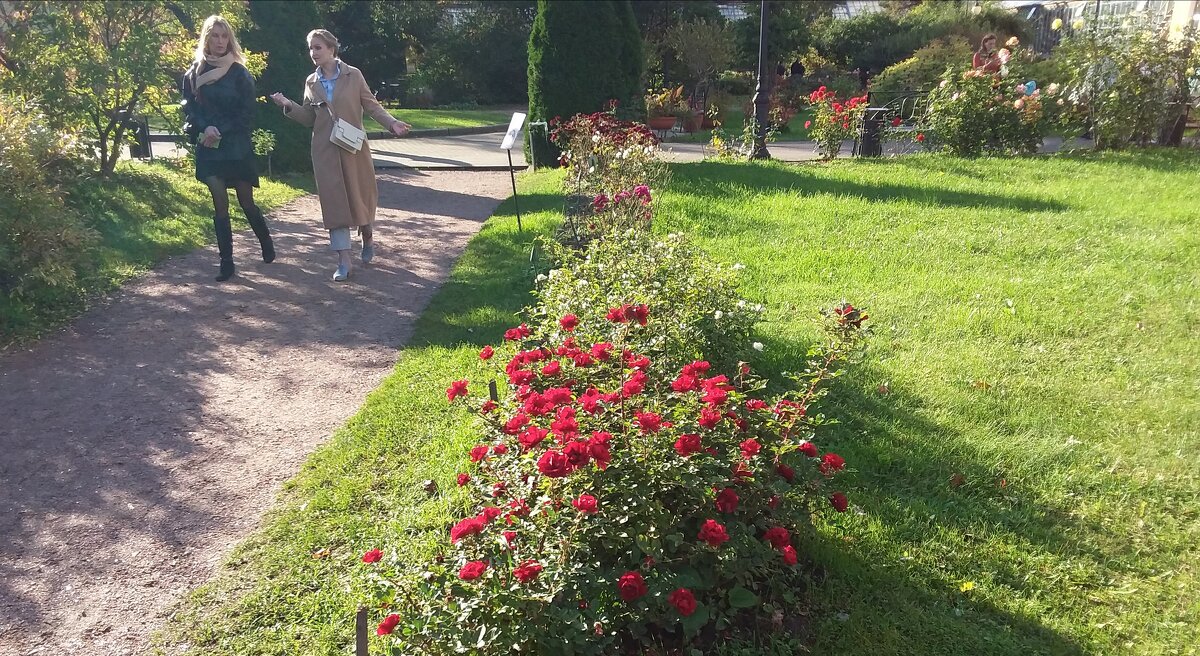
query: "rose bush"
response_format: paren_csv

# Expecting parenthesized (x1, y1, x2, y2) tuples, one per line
(550, 107, 668, 200)
(360, 296, 867, 654)
(529, 229, 761, 376)
(804, 86, 869, 160)
(915, 40, 1071, 157)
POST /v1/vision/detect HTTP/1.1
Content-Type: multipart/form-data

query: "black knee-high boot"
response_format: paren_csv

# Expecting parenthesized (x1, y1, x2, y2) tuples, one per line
(245, 205, 275, 263)
(213, 213, 235, 281)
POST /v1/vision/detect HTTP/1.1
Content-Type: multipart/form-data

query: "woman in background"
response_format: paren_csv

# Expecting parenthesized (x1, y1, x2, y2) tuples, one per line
(973, 33, 1003, 74)
(181, 15, 274, 282)
(270, 29, 409, 282)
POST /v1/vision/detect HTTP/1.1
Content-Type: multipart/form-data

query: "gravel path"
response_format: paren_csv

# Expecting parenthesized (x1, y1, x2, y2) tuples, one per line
(0, 171, 512, 655)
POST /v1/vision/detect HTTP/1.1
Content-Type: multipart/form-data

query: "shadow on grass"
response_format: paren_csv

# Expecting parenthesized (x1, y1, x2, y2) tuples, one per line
(673, 160, 1068, 213)
(746, 330, 1086, 655)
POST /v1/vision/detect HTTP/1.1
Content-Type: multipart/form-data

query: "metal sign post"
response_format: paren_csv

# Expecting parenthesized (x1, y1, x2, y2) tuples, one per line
(500, 112, 527, 232)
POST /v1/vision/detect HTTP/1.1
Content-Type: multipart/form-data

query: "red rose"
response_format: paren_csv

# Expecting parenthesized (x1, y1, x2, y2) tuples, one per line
(492, 444, 508, 455)
(503, 414, 530, 435)
(446, 379, 469, 402)
(563, 440, 591, 469)
(377, 613, 400, 635)
(605, 305, 629, 323)
(537, 449, 573, 478)
(479, 345, 494, 360)
(502, 531, 517, 548)
(456, 473, 470, 486)
(635, 411, 663, 434)
(916, 133, 926, 142)
(820, 452, 846, 476)
(626, 304, 650, 326)
(830, 492, 849, 512)
(763, 526, 791, 549)
(518, 426, 548, 450)
(804, 120, 812, 129)
(572, 351, 594, 367)
(572, 494, 599, 514)
(559, 314, 579, 331)
(361, 548, 382, 563)
(481, 506, 502, 522)
(798, 441, 818, 458)
(541, 361, 562, 376)
(589, 433, 612, 470)
(450, 516, 485, 543)
(513, 559, 543, 583)
(672, 374, 700, 393)
(469, 445, 489, 462)
(697, 519, 730, 547)
(545, 386, 573, 405)
(668, 588, 698, 616)
(732, 461, 754, 479)
(580, 387, 606, 414)
(740, 438, 761, 459)
(782, 545, 798, 566)
(589, 342, 614, 361)
(480, 400, 497, 414)
(891, 116, 902, 127)
(492, 482, 506, 497)
(768, 495, 782, 509)
(776, 463, 795, 483)
(714, 487, 739, 514)
(698, 407, 722, 430)
(508, 369, 533, 386)
(459, 560, 488, 580)
(746, 399, 767, 411)
(622, 371, 647, 397)
(674, 433, 702, 457)
(617, 571, 648, 602)
(625, 352, 651, 369)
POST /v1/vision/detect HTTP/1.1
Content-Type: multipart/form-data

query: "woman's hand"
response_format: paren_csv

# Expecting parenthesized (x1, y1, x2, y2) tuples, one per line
(269, 92, 294, 110)
(389, 121, 411, 137)
(201, 125, 222, 148)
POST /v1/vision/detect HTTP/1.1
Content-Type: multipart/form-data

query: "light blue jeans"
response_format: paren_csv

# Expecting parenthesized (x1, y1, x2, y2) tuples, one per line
(329, 227, 351, 251)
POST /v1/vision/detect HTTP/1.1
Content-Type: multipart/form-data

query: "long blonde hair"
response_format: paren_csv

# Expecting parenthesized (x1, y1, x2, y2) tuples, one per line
(193, 15, 246, 66)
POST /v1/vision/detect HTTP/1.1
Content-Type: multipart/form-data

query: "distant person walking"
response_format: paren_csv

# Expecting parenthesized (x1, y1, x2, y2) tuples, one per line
(973, 33, 1003, 74)
(181, 15, 274, 282)
(269, 29, 410, 282)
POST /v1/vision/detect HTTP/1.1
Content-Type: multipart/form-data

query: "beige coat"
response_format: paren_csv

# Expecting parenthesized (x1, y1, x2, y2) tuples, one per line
(284, 62, 396, 231)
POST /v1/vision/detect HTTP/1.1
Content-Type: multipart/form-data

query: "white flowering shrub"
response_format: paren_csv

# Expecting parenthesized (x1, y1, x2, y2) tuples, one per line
(530, 230, 762, 376)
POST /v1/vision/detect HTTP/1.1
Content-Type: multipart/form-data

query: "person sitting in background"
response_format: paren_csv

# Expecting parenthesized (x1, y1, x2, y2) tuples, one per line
(973, 34, 1002, 74)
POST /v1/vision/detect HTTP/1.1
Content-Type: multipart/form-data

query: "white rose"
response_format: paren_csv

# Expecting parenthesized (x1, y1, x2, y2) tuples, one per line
(752, 342, 764, 352)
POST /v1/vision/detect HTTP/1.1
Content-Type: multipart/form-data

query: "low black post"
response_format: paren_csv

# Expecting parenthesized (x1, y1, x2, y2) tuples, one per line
(859, 108, 884, 157)
(489, 380, 499, 402)
(507, 149, 522, 232)
(355, 607, 368, 656)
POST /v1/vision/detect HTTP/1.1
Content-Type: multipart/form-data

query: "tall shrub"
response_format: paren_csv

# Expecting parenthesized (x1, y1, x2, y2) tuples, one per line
(526, 0, 643, 167)
(0, 95, 95, 338)
(244, 0, 321, 172)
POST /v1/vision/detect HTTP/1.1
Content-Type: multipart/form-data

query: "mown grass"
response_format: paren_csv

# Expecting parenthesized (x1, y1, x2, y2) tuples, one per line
(156, 150, 1198, 656)
(1, 161, 312, 348)
(362, 108, 515, 132)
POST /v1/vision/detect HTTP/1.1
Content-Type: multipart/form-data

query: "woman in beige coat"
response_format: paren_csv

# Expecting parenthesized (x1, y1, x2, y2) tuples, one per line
(270, 29, 409, 281)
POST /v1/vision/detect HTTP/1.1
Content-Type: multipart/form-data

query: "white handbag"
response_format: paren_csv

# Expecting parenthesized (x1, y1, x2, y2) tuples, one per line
(330, 117, 365, 153)
(317, 102, 365, 153)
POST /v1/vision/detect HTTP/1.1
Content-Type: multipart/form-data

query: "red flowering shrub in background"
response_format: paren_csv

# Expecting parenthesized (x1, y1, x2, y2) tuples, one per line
(550, 108, 668, 200)
(360, 290, 868, 653)
(805, 86, 869, 160)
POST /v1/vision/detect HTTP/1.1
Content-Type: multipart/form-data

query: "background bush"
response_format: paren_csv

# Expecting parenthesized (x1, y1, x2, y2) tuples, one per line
(527, 0, 643, 168)
(870, 37, 974, 95)
(0, 95, 96, 335)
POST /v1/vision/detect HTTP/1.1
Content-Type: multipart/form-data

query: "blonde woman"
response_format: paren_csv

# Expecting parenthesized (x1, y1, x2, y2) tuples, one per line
(270, 29, 410, 282)
(181, 15, 274, 282)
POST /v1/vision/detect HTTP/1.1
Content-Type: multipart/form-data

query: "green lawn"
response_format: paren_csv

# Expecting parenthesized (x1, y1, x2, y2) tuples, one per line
(363, 108, 515, 132)
(1, 162, 312, 347)
(154, 150, 1199, 655)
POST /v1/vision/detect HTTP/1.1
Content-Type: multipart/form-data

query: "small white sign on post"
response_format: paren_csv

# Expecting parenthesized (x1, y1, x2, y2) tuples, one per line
(501, 112, 526, 151)
(500, 112, 527, 232)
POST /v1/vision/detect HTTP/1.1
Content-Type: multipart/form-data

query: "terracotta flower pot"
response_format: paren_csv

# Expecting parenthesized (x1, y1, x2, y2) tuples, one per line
(647, 115, 677, 131)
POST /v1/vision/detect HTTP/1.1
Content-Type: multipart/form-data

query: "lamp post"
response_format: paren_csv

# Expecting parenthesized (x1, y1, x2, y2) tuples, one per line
(750, 0, 771, 159)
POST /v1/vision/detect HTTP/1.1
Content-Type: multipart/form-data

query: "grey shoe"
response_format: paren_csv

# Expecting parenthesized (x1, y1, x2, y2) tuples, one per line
(361, 242, 374, 265)
(332, 263, 350, 282)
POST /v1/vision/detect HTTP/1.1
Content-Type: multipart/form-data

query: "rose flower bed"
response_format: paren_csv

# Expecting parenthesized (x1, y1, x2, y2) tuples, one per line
(357, 237, 868, 653)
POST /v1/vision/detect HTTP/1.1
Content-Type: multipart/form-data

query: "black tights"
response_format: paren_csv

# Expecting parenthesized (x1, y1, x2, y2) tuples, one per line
(204, 177, 258, 217)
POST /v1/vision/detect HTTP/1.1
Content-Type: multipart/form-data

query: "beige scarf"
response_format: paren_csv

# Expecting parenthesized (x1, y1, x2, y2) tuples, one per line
(192, 52, 237, 89)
